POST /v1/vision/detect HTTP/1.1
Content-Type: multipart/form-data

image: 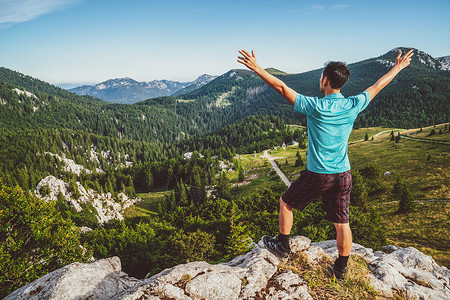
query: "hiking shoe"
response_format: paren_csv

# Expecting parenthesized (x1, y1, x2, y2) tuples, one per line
(262, 235, 291, 259)
(329, 263, 347, 281)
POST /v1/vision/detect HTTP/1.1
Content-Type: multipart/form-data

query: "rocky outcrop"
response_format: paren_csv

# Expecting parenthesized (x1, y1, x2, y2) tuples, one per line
(5, 236, 450, 300)
(4, 257, 141, 300)
(35, 175, 140, 224)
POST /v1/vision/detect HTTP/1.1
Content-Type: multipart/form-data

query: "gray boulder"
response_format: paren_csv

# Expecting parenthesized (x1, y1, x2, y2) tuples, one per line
(368, 247, 450, 299)
(4, 257, 140, 300)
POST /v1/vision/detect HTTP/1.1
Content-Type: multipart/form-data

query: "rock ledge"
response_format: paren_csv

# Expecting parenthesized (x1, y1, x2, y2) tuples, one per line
(6, 236, 450, 300)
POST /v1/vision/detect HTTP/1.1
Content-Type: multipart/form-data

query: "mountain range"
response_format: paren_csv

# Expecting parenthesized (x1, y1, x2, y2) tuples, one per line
(68, 74, 217, 104)
(0, 47, 449, 145)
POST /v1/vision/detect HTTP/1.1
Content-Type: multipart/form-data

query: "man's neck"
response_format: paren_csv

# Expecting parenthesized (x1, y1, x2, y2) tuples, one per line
(324, 88, 341, 96)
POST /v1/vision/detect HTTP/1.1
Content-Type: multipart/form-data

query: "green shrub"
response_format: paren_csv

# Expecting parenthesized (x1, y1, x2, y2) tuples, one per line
(0, 184, 91, 298)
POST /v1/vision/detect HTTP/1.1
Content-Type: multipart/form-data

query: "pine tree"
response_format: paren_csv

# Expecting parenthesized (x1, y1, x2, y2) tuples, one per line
(226, 203, 252, 258)
(398, 187, 415, 214)
(145, 168, 154, 190)
(295, 154, 304, 167)
(226, 221, 252, 258)
(215, 172, 231, 200)
(393, 176, 415, 214)
(238, 167, 245, 182)
(179, 182, 188, 206)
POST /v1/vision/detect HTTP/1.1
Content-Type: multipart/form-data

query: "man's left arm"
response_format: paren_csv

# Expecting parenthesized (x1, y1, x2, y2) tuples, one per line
(238, 50, 297, 106)
(365, 49, 414, 101)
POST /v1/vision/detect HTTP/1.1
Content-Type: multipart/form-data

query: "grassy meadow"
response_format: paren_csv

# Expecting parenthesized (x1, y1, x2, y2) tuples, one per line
(123, 191, 169, 219)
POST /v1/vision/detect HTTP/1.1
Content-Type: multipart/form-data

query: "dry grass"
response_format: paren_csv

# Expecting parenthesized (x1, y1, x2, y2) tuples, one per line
(278, 252, 416, 299)
(279, 252, 386, 299)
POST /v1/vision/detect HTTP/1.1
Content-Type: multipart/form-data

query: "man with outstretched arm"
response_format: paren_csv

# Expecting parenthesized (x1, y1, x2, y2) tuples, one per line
(237, 49, 413, 280)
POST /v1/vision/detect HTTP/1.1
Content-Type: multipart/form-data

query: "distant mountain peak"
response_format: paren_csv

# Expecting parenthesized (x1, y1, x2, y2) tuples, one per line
(381, 47, 449, 71)
(68, 74, 217, 104)
(170, 74, 218, 97)
(265, 68, 288, 76)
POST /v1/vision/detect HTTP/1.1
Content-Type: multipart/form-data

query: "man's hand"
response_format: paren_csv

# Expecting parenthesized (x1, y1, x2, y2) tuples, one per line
(237, 50, 260, 72)
(365, 49, 414, 101)
(395, 49, 414, 71)
(237, 49, 297, 105)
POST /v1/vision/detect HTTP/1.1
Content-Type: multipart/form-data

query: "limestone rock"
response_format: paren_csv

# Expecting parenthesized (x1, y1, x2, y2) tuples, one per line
(382, 244, 403, 253)
(303, 246, 326, 264)
(289, 235, 311, 253)
(4, 257, 140, 300)
(34, 175, 140, 224)
(185, 271, 242, 299)
(368, 247, 450, 299)
(267, 270, 312, 300)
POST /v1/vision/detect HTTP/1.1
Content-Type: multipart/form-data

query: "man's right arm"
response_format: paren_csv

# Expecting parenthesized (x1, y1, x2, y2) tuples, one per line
(237, 50, 297, 106)
(365, 49, 414, 101)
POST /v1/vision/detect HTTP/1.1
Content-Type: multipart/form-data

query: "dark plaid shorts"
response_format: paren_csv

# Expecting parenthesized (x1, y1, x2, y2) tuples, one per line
(281, 169, 352, 223)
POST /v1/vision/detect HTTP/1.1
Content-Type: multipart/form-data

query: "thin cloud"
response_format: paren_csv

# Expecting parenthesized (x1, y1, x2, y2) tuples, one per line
(292, 3, 349, 14)
(0, 0, 82, 25)
(310, 5, 325, 11)
(332, 4, 350, 10)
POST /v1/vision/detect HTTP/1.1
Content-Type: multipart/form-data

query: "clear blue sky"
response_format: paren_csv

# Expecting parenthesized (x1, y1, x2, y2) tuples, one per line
(0, 0, 449, 86)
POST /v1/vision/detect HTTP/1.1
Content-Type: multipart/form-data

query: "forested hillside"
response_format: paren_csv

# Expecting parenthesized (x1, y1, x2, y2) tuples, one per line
(0, 115, 296, 194)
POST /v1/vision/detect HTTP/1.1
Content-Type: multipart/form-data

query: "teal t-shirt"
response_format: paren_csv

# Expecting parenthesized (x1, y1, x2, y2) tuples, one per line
(294, 91, 371, 174)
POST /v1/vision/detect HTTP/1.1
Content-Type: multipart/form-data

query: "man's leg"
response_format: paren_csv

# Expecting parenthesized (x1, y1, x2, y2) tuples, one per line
(331, 222, 352, 279)
(262, 197, 293, 258)
(263, 170, 317, 258)
(334, 222, 352, 256)
(279, 197, 293, 235)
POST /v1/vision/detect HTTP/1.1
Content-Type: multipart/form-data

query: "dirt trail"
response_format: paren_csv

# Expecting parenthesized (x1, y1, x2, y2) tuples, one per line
(399, 135, 450, 144)
(262, 149, 291, 187)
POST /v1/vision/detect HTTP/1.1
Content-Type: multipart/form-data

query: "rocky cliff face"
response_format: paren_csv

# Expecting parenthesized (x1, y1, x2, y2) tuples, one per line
(6, 236, 450, 300)
(35, 175, 140, 224)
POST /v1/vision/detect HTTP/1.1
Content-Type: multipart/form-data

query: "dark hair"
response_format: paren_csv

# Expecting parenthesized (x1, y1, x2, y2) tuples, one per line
(322, 61, 350, 89)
